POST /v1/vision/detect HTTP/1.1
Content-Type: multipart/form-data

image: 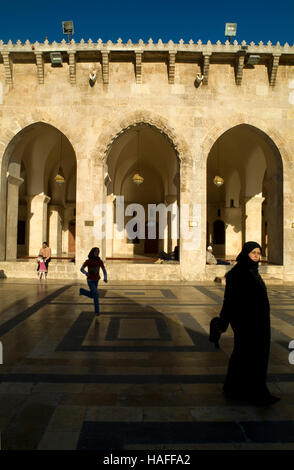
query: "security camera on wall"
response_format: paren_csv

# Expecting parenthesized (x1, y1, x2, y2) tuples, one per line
(194, 73, 204, 88)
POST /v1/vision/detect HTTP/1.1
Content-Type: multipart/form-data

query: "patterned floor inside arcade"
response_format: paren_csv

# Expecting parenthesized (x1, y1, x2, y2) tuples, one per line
(0, 279, 294, 450)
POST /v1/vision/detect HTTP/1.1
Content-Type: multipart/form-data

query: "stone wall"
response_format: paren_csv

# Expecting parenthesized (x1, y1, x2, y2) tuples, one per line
(0, 39, 294, 280)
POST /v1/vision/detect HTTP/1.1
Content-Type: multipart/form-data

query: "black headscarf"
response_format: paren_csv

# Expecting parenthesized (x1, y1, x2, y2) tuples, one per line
(236, 241, 262, 271)
(233, 241, 268, 295)
(222, 240, 268, 309)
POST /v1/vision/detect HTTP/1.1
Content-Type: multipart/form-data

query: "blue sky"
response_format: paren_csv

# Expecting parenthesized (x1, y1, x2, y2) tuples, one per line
(0, 0, 293, 45)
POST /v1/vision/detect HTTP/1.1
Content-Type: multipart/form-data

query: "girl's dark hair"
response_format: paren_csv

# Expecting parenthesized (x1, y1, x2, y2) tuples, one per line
(88, 247, 100, 259)
(43, 241, 48, 246)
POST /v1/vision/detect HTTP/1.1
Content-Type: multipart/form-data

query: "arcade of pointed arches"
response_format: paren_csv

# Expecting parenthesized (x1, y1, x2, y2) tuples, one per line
(0, 119, 284, 266)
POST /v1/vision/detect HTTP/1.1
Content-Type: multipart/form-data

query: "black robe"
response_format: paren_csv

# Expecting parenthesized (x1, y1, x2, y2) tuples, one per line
(219, 258, 271, 400)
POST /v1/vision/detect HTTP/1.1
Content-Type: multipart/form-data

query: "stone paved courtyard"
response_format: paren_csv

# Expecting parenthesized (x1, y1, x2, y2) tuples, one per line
(0, 279, 294, 450)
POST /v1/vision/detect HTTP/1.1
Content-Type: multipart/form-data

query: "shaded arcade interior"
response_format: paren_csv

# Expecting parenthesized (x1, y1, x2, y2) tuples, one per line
(0, 122, 285, 268)
(207, 124, 283, 264)
(104, 123, 180, 259)
(2, 122, 76, 260)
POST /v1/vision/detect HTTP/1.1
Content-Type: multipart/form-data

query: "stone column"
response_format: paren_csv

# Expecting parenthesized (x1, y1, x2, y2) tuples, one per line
(224, 207, 242, 259)
(265, 176, 283, 264)
(26, 193, 50, 256)
(163, 220, 168, 253)
(5, 174, 24, 260)
(106, 194, 115, 258)
(62, 206, 70, 255)
(244, 195, 265, 246)
(165, 196, 178, 253)
(75, 156, 105, 269)
(48, 205, 63, 256)
(284, 172, 294, 280)
(179, 158, 203, 280)
(62, 203, 75, 255)
(94, 159, 106, 258)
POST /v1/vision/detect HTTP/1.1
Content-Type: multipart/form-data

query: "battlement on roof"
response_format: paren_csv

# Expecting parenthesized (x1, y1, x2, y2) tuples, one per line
(0, 38, 293, 88)
(0, 37, 293, 52)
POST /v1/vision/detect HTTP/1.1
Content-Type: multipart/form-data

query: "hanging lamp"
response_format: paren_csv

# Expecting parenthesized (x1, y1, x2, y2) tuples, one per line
(213, 139, 224, 187)
(132, 128, 144, 185)
(55, 132, 66, 184)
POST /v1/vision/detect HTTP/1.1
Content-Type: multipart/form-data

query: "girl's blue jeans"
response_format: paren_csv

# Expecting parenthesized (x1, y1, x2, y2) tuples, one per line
(80, 279, 99, 313)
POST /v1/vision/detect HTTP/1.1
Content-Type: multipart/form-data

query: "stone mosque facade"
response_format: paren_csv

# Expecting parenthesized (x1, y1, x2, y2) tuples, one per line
(0, 37, 293, 281)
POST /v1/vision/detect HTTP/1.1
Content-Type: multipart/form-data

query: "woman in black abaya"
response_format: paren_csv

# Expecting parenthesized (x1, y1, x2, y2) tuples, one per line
(219, 241, 280, 406)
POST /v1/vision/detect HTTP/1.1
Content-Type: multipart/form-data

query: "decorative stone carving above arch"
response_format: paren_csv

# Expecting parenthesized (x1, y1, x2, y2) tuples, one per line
(90, 110, 193, 169)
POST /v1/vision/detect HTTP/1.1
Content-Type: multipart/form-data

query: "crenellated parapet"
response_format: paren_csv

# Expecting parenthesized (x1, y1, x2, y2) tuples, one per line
(0, 38, 293, 88)
(1, 37, 292, 54)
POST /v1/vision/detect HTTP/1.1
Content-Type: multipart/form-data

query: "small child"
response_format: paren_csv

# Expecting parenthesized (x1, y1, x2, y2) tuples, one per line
(37, 256, 47, 280)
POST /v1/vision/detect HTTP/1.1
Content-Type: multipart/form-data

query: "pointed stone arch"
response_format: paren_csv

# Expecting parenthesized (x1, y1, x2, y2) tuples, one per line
(202, 117, 290, 167)
(90, 110, 193, 168)
(98, 113, 186, 260)
(205, 120, 284, 264)
(0, 120, 77, 260)
(0, 117, 79, 171)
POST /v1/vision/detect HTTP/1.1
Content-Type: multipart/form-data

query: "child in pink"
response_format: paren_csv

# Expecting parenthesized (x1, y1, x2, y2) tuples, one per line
(37, 256, 47, 280)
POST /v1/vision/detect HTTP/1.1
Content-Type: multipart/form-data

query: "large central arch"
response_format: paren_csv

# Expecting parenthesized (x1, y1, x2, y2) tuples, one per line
(89, 111, 194, 265)
(104, 121, 180, 259)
